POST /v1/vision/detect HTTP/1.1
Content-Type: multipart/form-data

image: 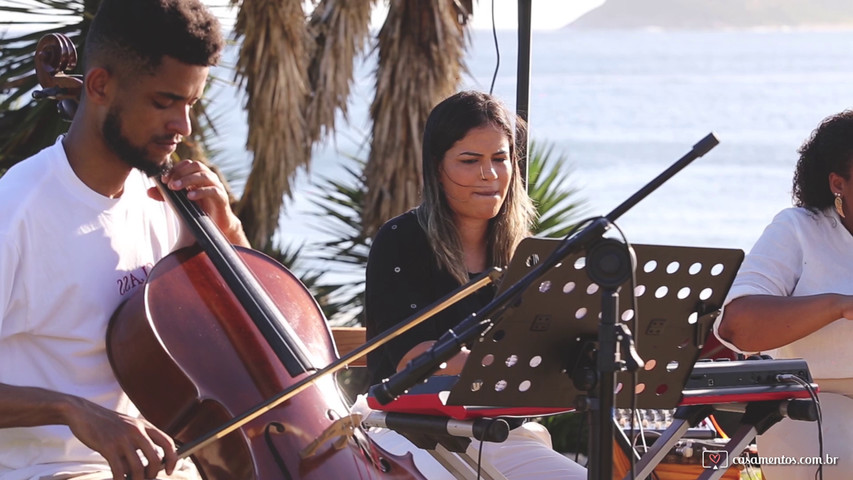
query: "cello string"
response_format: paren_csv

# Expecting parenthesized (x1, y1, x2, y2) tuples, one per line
(160, 178, 316, 373)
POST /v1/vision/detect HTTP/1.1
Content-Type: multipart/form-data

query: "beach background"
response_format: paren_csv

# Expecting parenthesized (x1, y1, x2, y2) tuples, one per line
(8, 0, 851, 259)
(207, 23, 853, 258)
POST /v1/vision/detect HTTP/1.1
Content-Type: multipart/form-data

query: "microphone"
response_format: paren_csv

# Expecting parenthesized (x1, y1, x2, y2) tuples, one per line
(364, 410, 510, 443)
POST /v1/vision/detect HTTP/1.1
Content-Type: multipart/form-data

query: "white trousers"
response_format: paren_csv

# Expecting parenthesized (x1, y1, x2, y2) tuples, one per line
(366, 416, 587, 479)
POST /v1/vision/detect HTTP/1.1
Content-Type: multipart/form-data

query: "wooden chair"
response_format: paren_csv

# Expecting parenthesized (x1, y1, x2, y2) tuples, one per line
(330, 326, 368, 367)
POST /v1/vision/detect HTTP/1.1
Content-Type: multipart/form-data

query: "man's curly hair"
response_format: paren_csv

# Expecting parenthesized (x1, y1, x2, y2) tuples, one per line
(792, 110, 853, 211)
(83, 0, 223, 78)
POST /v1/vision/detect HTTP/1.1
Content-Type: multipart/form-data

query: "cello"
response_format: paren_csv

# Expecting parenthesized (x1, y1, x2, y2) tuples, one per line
(32, 33, 425, 479)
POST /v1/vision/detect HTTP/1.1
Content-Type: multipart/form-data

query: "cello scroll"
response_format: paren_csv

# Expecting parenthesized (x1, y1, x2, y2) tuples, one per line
(32, 33, 82, 120)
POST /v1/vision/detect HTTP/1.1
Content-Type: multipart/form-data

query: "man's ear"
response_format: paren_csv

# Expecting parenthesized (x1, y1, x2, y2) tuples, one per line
(84, 67, 112, 105)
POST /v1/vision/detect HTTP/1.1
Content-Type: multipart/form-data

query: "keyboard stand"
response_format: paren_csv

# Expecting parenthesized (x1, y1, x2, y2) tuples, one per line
(622, 404, 714, 479)
(622, 399, 810, 480)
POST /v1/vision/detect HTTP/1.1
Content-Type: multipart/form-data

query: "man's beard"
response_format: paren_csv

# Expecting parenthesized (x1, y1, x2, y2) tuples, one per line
(102, 106, 171, 177)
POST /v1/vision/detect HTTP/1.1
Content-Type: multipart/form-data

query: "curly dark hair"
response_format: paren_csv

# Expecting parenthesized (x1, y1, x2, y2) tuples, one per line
(83, 0, 223, 77)
(792, 110, 853, 211)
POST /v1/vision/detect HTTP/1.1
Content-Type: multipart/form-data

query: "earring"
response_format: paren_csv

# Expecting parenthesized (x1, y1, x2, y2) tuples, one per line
(835, 192, 846, 219)
(479, 166, 487, 181)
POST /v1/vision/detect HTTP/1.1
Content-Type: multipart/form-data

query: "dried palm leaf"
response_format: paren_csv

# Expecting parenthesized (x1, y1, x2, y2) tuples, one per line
(362, 0, 472, 236)
(230, 0, 310, 249)
(305, 0, 374, 142)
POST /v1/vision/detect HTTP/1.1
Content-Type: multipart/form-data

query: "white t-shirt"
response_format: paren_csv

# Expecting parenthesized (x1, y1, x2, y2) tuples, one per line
(713, 207, 853, 379)
(0, 137, 181, 479)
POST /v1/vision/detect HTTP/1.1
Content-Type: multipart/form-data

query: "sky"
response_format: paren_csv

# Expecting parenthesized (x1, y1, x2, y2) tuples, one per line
(368, 0, 606, 31)
(1, 1, 606, 32)
(466, 0, 605, 30)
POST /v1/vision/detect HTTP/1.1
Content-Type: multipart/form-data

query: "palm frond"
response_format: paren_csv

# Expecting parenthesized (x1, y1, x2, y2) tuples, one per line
(268, 163, 368, 325)
(304, 0, 373, 142)
(230, 0, 309, 249)
(0, 0, 233, 180)
(302, 158, 370, 324)
(528, 140, 588, 238)
(256, 241, 342, 320)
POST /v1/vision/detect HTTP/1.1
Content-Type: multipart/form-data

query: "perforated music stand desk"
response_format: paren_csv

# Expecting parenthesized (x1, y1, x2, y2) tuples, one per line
(447, 238, 744, 410)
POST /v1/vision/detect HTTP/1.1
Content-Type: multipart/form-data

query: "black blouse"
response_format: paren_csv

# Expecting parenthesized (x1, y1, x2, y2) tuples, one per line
(364, 210, 495, 386)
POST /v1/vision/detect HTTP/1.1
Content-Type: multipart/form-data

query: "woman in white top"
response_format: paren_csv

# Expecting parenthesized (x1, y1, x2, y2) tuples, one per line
(715, 110, 853, 479)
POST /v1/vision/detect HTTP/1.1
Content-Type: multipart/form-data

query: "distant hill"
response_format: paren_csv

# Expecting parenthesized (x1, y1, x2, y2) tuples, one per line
(568, 0, 853, 30)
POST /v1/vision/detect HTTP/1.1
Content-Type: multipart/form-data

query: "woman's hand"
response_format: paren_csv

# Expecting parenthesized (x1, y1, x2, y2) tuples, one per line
(397, 340, 471, 376)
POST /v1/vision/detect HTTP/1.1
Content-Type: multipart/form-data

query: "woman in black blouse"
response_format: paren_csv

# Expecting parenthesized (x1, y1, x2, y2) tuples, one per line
(366, 90, 535, 384)
(362, 90, 586, 479)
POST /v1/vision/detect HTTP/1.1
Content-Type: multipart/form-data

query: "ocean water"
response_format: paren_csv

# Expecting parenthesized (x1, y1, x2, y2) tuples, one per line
(208, 28, 853, 256)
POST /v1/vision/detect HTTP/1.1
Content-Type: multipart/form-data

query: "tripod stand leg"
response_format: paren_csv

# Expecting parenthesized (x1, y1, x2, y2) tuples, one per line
(696, 400, 786, 480)
(695, 423, 756, 480)
(621, 405, 714, 480)
(623, 416, 691, 480)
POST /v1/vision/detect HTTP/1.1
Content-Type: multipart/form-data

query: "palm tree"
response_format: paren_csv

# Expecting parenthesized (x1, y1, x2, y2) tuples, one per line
(229, 0, 475, 246)
(228, 0, 376, 249)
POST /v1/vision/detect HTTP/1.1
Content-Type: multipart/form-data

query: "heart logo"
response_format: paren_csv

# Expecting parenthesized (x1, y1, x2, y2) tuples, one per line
(703, 450, 728, 469)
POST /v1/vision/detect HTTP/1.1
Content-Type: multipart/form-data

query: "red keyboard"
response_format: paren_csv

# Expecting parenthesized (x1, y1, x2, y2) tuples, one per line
(368, 359, 817, 420)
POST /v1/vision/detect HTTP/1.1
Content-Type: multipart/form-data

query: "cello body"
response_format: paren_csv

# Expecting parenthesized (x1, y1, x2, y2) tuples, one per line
(108, 243, 423, 479)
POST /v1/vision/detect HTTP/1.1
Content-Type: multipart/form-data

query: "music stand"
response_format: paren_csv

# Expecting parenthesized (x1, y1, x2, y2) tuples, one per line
(445, 238, 742, 479)
(448, 239, 743, 410)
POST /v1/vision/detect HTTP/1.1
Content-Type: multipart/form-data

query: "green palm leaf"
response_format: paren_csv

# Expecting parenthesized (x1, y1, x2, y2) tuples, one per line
(528, 140, 588, 238)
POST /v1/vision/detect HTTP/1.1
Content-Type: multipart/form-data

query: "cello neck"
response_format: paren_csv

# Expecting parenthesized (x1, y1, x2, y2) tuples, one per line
(156, 177, 316, 375)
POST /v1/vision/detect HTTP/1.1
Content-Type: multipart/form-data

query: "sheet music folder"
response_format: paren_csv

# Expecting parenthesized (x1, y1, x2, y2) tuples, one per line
(446, 238, 744, 410)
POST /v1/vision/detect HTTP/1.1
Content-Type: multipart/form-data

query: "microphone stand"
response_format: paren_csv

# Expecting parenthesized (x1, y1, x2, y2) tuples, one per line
(369, 132, 720, 479)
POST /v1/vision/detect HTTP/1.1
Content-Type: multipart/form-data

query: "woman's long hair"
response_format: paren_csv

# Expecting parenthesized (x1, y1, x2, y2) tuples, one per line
(417, 90, 536, 284)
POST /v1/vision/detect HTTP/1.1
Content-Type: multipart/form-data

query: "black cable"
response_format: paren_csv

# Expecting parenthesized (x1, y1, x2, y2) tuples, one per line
(475, 419, 501, 479)
(488, 0, 500, 94)
(776, 374, 823, 480)
(628, 429, 662, 480)
(744, 463, 762, 480)
(477, 436, 485, 480)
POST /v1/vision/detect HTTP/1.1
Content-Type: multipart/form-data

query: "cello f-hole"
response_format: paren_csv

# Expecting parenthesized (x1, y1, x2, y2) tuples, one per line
(264, 422, 292, 480)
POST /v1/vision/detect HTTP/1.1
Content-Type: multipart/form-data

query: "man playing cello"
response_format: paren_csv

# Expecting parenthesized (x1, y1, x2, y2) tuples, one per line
(0, 1, 248, 479)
